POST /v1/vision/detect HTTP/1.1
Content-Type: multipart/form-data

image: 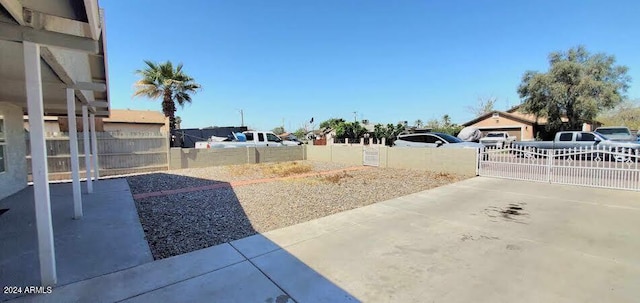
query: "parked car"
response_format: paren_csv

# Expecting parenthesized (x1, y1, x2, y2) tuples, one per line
(594, 126, 636, 141)
(196, 131, 289, 148)
(512, 131, 640, 161)
(393, 132, 484, 148)
(479, 132, 516, 148)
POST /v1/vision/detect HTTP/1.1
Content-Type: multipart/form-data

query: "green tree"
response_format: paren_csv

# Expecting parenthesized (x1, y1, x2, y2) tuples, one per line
(426, 119, 440, 129)
(466, 96, 497, 117)
(597, 100, 640, 130)
(442, 115, 452, 127)
(518, 46, 630, 132)
(175, 116, 182, 129)
(414, 119, 424, 128)
(319, 118, 346, 129)
(293, 128, 307, 140)
(373, 123, 406, 145)
(272, 126, 285, 134)
(133, 61, 201, 130)
(335, 121, 367, 139)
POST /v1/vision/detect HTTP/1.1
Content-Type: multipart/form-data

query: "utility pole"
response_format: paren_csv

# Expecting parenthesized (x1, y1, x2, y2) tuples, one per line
(239, 109, 244, 127)
(353, 111, 357, 122)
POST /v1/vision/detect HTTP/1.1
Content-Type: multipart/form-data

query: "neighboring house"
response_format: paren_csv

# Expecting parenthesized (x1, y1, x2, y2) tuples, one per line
(100, 109, 168, 133)
(462, 106, 598, 141)
(23, 109, 169, 134)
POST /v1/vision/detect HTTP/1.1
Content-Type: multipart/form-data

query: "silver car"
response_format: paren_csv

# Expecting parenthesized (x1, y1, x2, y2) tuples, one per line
(394, 132, 484, 148)
(594, 127, 636, 141)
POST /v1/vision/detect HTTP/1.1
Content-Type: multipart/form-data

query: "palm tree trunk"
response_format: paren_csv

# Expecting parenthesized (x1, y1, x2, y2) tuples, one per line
(162, 89, 177, 130)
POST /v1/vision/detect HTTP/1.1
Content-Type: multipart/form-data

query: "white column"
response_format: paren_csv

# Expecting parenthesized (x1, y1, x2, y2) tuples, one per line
(90, 113, 99, 180)
(66, 88, 82, 219)
(24, 41, 57, 286)
(82, 106, 93, 193)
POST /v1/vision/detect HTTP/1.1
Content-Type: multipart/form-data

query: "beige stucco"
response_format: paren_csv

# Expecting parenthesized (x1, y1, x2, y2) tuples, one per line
(467, 113, 535, 140)
(169, 146, 306, 170)
(306, 145, 478, 176)
(0, 102, 27, 200)
(103, 123, 165, 133)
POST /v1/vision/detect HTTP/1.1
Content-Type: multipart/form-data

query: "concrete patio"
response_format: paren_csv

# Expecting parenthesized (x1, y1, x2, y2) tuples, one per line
(0, 179, 152, 301)
(7, 177, 640, 302)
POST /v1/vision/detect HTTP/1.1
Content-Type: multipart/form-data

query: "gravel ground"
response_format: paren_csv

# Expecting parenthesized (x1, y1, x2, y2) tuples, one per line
(128, 161, 471, 259)
(127, 160, 351, 194)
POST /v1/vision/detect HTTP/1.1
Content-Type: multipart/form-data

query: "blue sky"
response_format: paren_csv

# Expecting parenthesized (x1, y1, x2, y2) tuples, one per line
(100, 0, 640, 131)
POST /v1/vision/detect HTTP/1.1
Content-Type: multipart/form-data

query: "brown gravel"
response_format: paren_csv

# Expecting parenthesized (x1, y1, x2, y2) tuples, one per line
(128, 161, 470, 259)
(127, 161, 352, 194)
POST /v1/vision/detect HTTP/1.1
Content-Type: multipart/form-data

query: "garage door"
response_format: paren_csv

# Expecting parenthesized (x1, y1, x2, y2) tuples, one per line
(480, 128, 521, 141)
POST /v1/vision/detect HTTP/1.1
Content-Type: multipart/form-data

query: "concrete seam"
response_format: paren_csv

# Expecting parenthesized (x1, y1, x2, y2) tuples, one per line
(228, 242, 298, 303)
(114, 257, 249, 302)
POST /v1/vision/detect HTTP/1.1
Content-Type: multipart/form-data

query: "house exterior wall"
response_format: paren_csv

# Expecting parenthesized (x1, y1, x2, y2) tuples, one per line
(0, 102, 27, 200)
(466, 114, 534, 141)
(103, 123, 165, 133)
(23, 121, 60, 134)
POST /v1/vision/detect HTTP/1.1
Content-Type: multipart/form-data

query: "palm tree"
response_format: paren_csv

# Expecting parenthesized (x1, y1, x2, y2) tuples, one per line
(133, 60, 201, 130)
(414, 119, 423, 128)
(442, 114, 452, 127)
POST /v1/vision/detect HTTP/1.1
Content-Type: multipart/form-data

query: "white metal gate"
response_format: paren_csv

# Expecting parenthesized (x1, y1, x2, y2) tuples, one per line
(363, 146, 380, 167)
(478, 146, 640, 191)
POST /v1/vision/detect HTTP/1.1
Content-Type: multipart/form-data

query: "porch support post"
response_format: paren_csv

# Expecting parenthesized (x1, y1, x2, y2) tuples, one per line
(82, 105, 93, 193)
(24, 41, 57, 286)
(66, 88, 82, 219)
(90, 113, 99, 180)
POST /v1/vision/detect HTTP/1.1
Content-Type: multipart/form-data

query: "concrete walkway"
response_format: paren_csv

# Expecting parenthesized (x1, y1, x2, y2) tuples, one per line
(12, 177, 640, 302)
(1, 179, 152, 302)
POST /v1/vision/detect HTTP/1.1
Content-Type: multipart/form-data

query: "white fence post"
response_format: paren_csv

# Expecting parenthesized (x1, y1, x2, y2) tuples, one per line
(66, 88, 82, 219)
(82, 106, 93, 193)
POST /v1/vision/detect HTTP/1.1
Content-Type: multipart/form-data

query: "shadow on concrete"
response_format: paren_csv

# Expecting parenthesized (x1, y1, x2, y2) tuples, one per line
(125, 172, 359, 302)
(4, 172, 359, 302)
(0, 179, 153, 302)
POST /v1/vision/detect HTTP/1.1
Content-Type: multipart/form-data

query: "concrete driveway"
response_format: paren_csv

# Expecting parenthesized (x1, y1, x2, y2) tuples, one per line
(16, 177, 640, 303)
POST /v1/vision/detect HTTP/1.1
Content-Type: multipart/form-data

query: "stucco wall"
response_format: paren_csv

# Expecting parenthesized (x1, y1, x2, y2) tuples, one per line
(306, 145, 478, 176)
(169, 146, 305, 169)
(0, 102, 27, 200)
(103, 123, 165, 133)
(383, 147, 477, 175)
(469, 114, 534, 140)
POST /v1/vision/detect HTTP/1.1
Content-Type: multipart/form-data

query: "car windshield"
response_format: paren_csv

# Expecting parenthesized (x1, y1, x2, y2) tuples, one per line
(435, 133, 462, 143)
(596, 128, 630, 135)
(486, 133, 504, 137)
(593, 132, 609, 140)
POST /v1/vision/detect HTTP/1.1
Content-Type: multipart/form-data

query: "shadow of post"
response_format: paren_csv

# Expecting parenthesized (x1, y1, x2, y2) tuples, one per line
(126, 172, 360, 302)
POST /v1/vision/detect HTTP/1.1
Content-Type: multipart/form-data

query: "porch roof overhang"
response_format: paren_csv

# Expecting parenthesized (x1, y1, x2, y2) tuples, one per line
(0, 0, 110, 117)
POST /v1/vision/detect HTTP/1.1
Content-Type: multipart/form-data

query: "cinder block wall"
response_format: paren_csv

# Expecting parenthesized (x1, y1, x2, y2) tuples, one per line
(169, 146, 305, 169)
(384, 147, 477, 175)
(306, 145, 478, 176)
(330, 145, 364, 166)
(255, 146, 305, 163)
(306, 145, 332, 162)
(0, 103, 27, 200)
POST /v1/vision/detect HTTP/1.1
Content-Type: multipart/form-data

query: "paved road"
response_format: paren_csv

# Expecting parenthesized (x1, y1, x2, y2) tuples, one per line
(15, 177, 640, 303)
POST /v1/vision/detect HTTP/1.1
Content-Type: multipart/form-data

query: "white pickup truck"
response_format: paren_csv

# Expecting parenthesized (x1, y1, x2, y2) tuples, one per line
(479, 132, 516, 148)
(195, 131, 301, 148)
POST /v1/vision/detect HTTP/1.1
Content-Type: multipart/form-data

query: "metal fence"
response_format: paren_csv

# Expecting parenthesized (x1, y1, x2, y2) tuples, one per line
(478, 145, 640, 191)
(26, 132, 169, 180)
(363, 145, 380, 167)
